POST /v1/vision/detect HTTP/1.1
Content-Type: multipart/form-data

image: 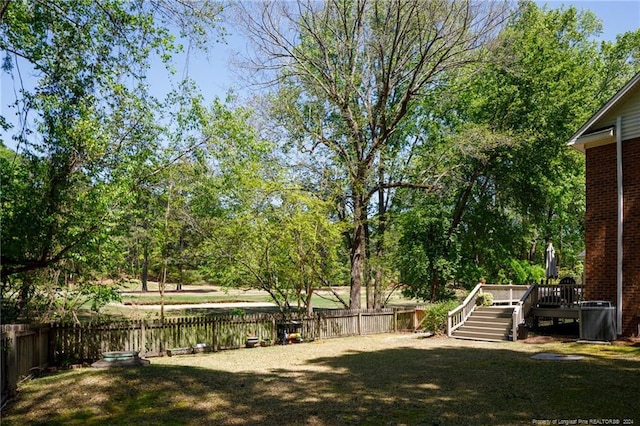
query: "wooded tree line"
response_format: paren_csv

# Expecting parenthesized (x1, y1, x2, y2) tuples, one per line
(2, 0, 639, 322)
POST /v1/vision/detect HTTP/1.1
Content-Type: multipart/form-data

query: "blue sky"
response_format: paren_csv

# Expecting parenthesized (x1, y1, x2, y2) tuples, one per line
(545, 1, 639, 41)
(2, 0, 639, 147)
(162, 1, 640, 106)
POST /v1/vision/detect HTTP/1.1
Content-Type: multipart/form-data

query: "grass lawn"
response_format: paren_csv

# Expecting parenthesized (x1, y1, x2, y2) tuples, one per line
(97, 282, 422, 318)
(120, 293, 273, 306)
(2, 334, 639, 425)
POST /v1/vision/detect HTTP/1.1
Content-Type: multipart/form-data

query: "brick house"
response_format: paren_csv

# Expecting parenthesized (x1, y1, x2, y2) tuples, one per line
(569, 71, 640, 337)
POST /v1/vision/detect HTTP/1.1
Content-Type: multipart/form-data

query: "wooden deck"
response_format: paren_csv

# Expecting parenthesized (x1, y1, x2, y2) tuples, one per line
(532, 305, 580, 319)
(532, 282, 584, 320)
(448, 282, 585, 342)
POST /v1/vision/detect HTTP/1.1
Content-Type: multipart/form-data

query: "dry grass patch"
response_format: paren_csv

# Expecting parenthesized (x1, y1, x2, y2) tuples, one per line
(2, 335, 639, 425)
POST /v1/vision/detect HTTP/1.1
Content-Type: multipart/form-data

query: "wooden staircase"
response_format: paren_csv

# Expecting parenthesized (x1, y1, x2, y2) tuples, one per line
(450, 306, 514, 342)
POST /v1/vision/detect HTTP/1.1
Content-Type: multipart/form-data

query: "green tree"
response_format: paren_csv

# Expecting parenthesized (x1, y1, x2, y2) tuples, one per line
(238, 0, 509, 308)
(0, 0, 222, 322)
(394, 1, 640, 299)
(204, 186, 346, 315)
(453, 2, 640, 282)
(396, 199, 458, 302)
(149, 99, 349, 314)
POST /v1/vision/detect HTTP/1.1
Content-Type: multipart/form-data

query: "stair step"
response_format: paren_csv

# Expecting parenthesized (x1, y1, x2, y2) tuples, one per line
(467, 316, 512, 324)
(473, 308, 514, 318)
(452, 329, 510, 341)
(452, 334, 510, 342)
(460, 324, 510, 333)
(476, 306, 514, 310)
(449, 305, 515, 342)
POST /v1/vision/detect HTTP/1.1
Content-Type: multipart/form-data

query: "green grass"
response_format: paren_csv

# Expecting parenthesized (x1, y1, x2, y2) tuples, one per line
(121, 294, 271, 305)
(97, 282, 422, 319)
(2, 337, 638, 425)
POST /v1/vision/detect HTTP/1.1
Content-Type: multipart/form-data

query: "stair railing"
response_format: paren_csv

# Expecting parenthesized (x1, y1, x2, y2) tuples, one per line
(447, 283, 483, 337)
(511, 283, 537, 342)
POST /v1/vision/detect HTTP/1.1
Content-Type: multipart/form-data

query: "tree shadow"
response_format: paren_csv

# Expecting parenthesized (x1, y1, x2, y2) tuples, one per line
(3, 343, 639, 425)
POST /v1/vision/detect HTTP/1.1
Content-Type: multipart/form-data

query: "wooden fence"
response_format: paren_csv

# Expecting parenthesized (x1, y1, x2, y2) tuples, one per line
(1, 307, 421, 406)
(49, 315, 279, 362)
(1, 324, 50, 408)
(1, 331, 9, 408)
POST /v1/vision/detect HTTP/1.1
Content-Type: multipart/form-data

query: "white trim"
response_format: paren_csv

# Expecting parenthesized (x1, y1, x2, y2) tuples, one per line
(569, 127, 615, 153)
(616, 116, 623, 335)
(568, 71, 640, 147)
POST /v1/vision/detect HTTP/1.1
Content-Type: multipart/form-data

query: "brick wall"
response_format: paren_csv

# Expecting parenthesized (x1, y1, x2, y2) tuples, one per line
(585, 138, 640, 336)
(622, 137, 640, 336)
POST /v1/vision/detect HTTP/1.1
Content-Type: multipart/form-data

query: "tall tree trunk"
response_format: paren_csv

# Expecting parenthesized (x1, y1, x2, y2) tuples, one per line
(160, 183, 173, 324)
(141, 242, 149, 292)
(160, 261, 167, 323)
(16, 272, 33, 320)
(364, 215, 373, 309)
(305, 285, 313, 315)
(374, 159, 386, 309)
(176, 233, 184, 291)
(349, 194, 366, 310)
(374, 262, 383, 309)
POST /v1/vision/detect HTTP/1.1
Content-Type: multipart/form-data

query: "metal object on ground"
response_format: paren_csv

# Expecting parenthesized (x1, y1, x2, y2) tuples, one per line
(92, 351, 150, 368)
(531, 353, 584, 361)
(277, 321, 303, 344)
(579, 301, 616, 341)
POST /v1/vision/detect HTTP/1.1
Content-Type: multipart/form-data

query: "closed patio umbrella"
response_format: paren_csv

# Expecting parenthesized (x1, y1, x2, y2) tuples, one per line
(545, 242, 558, 282)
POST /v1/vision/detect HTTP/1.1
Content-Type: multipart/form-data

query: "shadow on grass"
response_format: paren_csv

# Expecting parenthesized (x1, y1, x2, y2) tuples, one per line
(3, 343, 639, 425)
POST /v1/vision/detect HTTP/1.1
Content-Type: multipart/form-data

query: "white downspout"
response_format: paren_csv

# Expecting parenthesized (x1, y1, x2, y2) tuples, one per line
(616, 116, 623, 335)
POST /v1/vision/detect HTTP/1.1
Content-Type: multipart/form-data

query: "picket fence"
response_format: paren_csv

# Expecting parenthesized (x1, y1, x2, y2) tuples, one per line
(1, 307, 422, 406)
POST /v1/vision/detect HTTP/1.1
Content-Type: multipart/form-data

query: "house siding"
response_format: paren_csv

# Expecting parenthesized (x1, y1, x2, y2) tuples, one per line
(585, 138, 640, 336)
(592, 86, 640, 142)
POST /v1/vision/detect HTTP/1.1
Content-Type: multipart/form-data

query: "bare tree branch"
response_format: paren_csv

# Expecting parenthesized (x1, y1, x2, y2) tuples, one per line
(234, 0, 511, 309)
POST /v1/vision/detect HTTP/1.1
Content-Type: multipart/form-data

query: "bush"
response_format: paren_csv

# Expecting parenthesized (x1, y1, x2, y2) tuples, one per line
(508, 259, 545, 285)
(476, 292, 494, 306)
(419, 300, 459, 334)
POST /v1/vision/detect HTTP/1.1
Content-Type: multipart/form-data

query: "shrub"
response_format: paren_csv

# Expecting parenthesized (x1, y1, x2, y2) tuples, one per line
(419, 300, 459, 334)
(476, 292, 494, 306)
(508, 259, 545, 285)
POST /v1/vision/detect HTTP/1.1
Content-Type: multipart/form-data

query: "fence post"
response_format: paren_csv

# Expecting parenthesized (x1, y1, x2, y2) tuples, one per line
(35, 326, 42, 369)
(48, 323, 56, 366)
(140, 321, 146, 358)
(213, 319, 218, 352)
(315, 314, 320, 341)
(6, 326, 18, 398)
(357, 312, 362, 335)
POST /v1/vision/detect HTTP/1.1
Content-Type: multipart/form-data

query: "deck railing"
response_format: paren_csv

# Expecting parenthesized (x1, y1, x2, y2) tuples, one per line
(447, 282, 584, 342)
(447, 283, 482, 337)
(483, 284, 529, 305)
(535, 283, 584, 308)
(447, 284, 530, 338)
(511, 285, 536, 342)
